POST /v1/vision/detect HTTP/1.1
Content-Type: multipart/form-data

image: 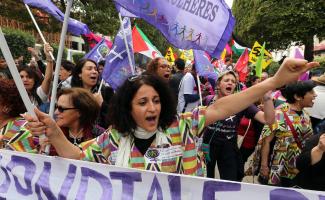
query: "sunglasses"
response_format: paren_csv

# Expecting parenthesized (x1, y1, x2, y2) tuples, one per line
(55, 104, 77, 113)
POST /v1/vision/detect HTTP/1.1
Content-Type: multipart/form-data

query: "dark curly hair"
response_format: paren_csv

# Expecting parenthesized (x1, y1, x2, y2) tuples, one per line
(0, 78, 26, 117)
(281, 80, 316, 104)
(108, 74, 176, 135)
(71, 59, 98, 89)
(57, 88, 100, 128)
(146, 57, 163, 75)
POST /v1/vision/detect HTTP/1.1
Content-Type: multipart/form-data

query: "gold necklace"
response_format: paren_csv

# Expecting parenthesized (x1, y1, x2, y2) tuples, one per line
(68, 129, 84, 145)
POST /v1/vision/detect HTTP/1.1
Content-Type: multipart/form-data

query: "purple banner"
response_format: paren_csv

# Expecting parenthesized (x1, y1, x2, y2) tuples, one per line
(23, 0, 90, 36)
(194, 50, 218, 80)
(102, 17, 134, 90)
(114, 0, 235, 58)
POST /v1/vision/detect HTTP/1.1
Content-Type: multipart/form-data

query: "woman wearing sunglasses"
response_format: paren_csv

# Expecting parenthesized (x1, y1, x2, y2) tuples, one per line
(37, 88, 105, 155)
(54, 88, 104, 145)
(70, 59, 114, 129)
(22, 58, 318, 176)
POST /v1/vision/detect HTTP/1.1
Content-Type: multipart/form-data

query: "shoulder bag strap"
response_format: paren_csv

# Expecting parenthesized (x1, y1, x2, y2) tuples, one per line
(281, 110, 303, 150)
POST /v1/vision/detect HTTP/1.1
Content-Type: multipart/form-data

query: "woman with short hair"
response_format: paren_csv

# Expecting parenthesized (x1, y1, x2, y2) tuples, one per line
(260, 80, 317, 186)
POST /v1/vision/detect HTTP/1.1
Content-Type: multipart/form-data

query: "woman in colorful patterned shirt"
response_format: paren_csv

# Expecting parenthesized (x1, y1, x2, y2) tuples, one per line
(23, 58, 318, 176)
(0, 78, 28, 150)
(260, 80, 317, 186)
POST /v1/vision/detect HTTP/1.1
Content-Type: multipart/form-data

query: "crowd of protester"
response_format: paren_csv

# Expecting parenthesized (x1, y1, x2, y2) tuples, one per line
(0, 45, 324, 191)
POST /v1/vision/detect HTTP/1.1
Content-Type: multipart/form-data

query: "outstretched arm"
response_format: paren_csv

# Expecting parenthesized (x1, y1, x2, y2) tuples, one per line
(204, 58, 318, 127)
(40, 44, 53, 95)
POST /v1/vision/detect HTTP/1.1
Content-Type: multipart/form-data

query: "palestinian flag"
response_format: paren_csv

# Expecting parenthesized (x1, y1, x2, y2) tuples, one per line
(132, 25, 162, 59)
(232, 40, 247, 56)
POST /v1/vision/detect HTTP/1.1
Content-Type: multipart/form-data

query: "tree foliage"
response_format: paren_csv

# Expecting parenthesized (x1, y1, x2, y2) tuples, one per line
(232, 0, 325, 61)
(0, 27, 35, 62)
(1, 0, 173, 56)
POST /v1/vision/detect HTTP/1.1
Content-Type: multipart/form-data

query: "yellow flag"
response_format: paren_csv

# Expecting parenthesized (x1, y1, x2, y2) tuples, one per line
(165, 47, 175, 63)
(220, 48, 227, 60)
(179, 49, 193, 62)
(249, 41, 273, 69)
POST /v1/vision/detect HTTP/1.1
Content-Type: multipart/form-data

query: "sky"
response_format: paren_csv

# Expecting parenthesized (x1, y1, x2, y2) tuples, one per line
(225, 0, 233, 8)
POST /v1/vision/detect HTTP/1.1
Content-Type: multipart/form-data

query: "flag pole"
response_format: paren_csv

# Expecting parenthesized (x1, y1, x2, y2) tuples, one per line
(48, 0, 73, 118)
(0, 27, 50, 154)
(0, 28, 35, 116)
(196, 74, 203, 106)
(118, 13, 135, 75)
(97, 79, 104, 94)
(24, 4, 55, 61)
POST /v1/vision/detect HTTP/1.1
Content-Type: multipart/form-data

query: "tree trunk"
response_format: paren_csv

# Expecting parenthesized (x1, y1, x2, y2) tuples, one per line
(304, 36, 314, 62)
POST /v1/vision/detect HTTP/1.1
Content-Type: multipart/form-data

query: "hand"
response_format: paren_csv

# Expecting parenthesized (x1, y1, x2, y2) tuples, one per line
(270, 58, 319, 88)
(22, 108, 60, 139)
(43, 43, 53, 60)
(93, 92, 104, 106)
(27, 47, 39, 61)
(317, 133, 325, 152)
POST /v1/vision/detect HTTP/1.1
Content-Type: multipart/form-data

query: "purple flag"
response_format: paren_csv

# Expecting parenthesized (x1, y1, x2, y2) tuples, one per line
(194, 50, 218, 80)
(102, 17, 134, 90)
(294, 48, 309, 80)
(83, 38, 110, 63)
(116, 4, 138, 18)
(23, 0, 90, 36)
(114, 0, 235, 58)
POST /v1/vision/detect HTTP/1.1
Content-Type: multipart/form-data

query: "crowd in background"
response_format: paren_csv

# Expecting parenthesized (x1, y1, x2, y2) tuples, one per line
(0, 45, 324, 191)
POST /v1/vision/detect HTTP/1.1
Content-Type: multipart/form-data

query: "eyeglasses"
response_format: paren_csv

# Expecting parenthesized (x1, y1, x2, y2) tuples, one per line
(55, 104, 77, 113)
(159, 64, 171, 70)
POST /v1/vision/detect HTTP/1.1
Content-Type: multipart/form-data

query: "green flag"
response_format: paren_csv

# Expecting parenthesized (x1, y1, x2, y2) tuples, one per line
(255, 42, 265, 78)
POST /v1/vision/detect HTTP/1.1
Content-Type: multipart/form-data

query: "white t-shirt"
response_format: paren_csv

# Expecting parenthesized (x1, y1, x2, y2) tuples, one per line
(30, 86, 48, 107)
(305, 85, 325, 119)
(177, 73, 199, 113)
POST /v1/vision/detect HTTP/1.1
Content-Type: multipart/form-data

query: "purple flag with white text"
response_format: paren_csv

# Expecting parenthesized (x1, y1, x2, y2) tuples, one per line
(194, 50, 218, 80)
(114, 0, 235, 58)
(102, 17, 134, 90)
(23, 0, 90, 36)
(83, 38, 110, 63)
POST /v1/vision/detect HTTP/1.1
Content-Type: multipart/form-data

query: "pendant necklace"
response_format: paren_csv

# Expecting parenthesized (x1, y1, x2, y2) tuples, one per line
(69, 129, 83, 145)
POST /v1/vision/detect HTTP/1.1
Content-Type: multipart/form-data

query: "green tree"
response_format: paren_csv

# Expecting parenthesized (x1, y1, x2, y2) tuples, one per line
(232, 0, 325, 61)
(0, 27, 35, 62)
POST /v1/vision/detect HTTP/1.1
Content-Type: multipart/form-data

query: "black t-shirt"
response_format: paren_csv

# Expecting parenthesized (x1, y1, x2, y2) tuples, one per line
(203, 104, 259, 143)
(134, 134, 156, 155)
(295, 133, 325, 191)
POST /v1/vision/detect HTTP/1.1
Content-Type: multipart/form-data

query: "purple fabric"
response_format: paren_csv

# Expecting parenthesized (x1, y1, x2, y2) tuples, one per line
(102, 17, 134, 90)
(193, 50, 218, 80)
(114, 0, 235, 58)
(83, 38, 110, 63)
(116, 4, 138, 18)
(294, 48, 309, 81)
(23, 0, 90, 36)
